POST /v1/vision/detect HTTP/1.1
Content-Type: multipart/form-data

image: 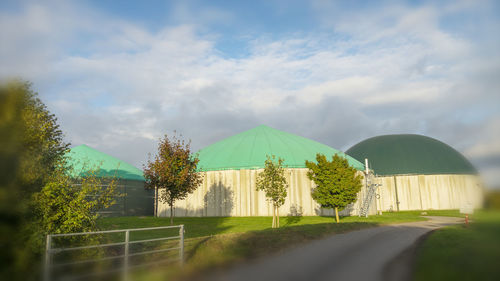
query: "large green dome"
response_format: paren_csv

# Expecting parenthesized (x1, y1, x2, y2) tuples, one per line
(345, 134, 476, 176)
(66, 145, 145, 181)
(196, 125, 364, 171)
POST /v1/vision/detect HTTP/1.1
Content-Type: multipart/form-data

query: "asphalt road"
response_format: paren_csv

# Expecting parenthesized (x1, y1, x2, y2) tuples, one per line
(199, 216, 463, 281)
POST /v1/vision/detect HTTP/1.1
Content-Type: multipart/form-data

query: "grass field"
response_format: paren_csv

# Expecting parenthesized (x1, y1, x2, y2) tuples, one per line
(95, 210, 463, 280)
(413, 210, 500, 281)
(97, 209, 461, 239)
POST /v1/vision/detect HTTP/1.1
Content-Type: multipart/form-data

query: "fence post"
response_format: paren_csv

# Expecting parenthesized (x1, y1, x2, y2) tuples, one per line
(123, 230, 129, 281)
(179, 225, 184, 266)
(44, 235, 52, 281)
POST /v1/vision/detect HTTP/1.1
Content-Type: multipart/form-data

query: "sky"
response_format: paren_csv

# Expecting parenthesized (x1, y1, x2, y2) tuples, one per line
(1, 0, 499, 187)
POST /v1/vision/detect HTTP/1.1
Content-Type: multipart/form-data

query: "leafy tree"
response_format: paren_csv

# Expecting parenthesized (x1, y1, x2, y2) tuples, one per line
(144, 134, 203, 225)
(32, 166, 119, 240)
(256, 155, 288, 228)
(306, 154, 363, 223)
(0, 80, 69, 280)
(29, 165, 120, 265)
(13, 80, 68, 193)
(1, 80, 118, 280)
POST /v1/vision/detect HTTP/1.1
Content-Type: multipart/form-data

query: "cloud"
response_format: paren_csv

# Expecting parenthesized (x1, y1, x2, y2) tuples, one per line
(1, 0, 499, 187)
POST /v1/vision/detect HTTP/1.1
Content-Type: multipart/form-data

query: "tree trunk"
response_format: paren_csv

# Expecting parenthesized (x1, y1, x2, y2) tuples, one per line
(335, 207, 340, 223)
(271, 205, 275, 228)
(271, 206, 274, 228)
(154, 186, 158, 217)
(277, 206, 280, 228)
(170, 202, 174, 225)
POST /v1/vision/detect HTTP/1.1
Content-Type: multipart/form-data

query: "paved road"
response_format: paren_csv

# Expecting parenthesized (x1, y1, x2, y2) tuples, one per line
(199, 216, 463, 281)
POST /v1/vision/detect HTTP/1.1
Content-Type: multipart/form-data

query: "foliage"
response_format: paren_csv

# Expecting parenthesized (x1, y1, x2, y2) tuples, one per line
(21, 162, 120, 279)
(484, 190, 500, 210)
(256, 155, 288, 228)
(0, 81, 69, 221)
(144, 133, 203, 225)
(0, 81, 26, 279)
(1, 80, 118, 280)
(306, 154, 363, 223)
(0, 80, 69, 280)
(32, 165, 119, 242)
(5, 80, 68, 193)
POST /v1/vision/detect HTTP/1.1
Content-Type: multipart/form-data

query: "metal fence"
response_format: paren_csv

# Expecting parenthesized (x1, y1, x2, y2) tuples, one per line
(44, 225, 184, 281)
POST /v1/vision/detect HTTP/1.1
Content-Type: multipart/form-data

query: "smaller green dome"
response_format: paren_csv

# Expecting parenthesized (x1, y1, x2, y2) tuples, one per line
(346, 134, 477, 176)
(196, 125, 364, 171)
(66, 145, 145, 181)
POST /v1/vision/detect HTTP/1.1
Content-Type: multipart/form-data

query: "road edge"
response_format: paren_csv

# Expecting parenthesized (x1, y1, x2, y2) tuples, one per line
(382, 229, 437, 281)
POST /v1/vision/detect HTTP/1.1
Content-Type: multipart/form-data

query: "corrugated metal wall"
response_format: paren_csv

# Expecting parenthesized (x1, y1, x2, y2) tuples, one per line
(157, 171, 483, 217)
(157, 169, 371, 217)
(374, 174, 483, 212)
(100, 179, 154, 216)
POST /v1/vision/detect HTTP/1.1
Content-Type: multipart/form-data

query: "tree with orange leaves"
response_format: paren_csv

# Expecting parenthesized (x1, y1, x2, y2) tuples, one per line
(144, 134, 202, 225)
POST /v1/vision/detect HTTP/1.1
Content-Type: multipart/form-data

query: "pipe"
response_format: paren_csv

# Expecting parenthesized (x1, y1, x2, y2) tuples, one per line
(365, 158, 369, 175)
(393, 176, 400, 212)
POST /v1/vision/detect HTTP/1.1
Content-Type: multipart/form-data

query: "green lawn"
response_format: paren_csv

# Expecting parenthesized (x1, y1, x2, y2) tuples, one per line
(97, 210, 460, 239)
(413, 210, 500, 281)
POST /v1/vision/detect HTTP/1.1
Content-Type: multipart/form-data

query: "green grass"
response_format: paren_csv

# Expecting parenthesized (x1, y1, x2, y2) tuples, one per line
(414, 210, 500, 281)
(416, 209, 464, 217)
(97, 210, 458, 240)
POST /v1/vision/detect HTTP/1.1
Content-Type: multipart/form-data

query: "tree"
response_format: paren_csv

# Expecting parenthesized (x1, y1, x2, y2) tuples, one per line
(31, 164, 119, 250)
(306, 154, 363, 223)
(144, 134, 202, 225)
(0, 80, 69, 214)
(256, 155, 288, 228)
(14, 80, 68, 193)
(0, 80, 69, 281)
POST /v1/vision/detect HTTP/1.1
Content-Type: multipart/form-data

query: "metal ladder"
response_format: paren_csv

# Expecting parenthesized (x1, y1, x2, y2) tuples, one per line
(359, 158, 381, 217)
(359, 179, 379, 217)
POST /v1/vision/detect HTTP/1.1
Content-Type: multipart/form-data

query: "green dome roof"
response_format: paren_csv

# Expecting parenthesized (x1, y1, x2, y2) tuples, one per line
(345, 134, 476, 176)
(196, 125, 364, 171)
(66, 145, 145, 181)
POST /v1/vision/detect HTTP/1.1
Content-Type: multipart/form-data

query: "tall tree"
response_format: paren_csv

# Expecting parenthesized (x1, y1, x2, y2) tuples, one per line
(144, 134, 202, 225)
(1, 80, 118, 280)
(0, 80, 70, 280)
(256, 155, 288, 228)
(19, 81, 69, 193)
(306, 154, 363, 223)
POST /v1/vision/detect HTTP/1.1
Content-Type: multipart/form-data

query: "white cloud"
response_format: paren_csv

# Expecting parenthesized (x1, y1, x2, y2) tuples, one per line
(464, 118, 500, 158)
(1, 0, 499, 187)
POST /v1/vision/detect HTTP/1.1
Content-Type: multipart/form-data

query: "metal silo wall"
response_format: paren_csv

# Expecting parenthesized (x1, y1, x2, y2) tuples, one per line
(99, 179, 154, 216)
(157, 169, 370, 217)
(374, 174, 483, 212)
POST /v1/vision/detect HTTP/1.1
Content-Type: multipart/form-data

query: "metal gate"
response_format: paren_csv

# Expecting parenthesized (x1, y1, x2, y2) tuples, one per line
(44, 225, 184, 281)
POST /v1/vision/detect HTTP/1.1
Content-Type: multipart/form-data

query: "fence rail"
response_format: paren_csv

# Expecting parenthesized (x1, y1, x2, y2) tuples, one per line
(44, 225, 184, 281)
